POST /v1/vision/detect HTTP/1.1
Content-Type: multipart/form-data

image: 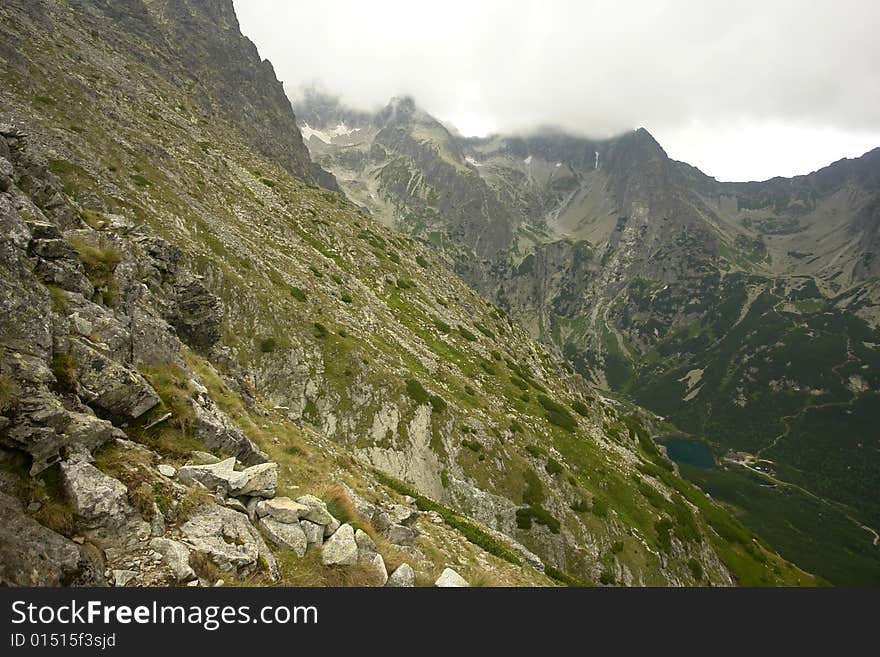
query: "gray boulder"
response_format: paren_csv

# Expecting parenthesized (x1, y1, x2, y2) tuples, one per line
(435, 567, 469, 587)
(295, 494, 334, 526)
(257, 516, 307, 557)
(149, 538, 195, 581)
(60, 461, 131, 528)
(255, 497, 309, 523)
(180, 503, 278, 580)
(178, 457, 239, 492)
(321, 523, 358, 566)
(300, 520, 324, 548)
(385, 523, 418, 547)
(233, 462, 276, 498)
(0, 492, 85, 586)
(386, 563, 415, 588)
(69, 339, 160, 422)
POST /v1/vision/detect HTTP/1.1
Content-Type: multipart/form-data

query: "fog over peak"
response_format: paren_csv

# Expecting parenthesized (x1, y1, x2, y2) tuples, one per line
(235, 0, 880, 182)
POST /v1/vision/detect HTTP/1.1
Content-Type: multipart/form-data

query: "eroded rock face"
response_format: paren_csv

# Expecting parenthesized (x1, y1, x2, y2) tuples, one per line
(166, 278, 223, 353)
(190, 382, 268, 465)
(0, 491, 85, 586)
(69, 339, 160, 423)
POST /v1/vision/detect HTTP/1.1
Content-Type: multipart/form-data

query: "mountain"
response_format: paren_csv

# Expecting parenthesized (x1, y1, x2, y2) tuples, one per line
(295, 90, 880, 584)
(0, 0, 820, 587)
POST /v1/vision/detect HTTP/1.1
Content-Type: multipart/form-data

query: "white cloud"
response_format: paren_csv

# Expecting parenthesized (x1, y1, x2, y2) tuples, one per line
(234, 0, 880, 181)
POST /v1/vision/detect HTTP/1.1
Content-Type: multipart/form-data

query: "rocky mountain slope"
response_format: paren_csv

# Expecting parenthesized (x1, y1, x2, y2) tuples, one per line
(296, 91, 880, 584)
(0, 0, 819, 587)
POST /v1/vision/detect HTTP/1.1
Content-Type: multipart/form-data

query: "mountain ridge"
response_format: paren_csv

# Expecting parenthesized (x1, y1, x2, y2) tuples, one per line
(295, 89, 880, 584)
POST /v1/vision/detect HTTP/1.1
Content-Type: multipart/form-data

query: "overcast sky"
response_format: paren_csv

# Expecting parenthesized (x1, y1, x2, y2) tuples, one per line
(235, 0, 880, 182)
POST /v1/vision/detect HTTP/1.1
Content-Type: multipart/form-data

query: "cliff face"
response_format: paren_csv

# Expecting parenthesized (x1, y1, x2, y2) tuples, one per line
(14, 0, 338, 189)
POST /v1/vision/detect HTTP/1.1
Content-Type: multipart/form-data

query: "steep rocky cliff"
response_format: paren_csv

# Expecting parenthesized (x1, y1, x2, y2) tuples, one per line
(0, 0, 818, 587)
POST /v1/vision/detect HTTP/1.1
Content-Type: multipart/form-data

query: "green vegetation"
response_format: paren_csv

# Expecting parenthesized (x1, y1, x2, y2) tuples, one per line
(290, 286, 307, 302)
(258, 337, 277, 353)
(50, 353, 77, 393)
(68, 236, 122, 306)
(415, 255, 428, 268)
(458, 326, 477, 341)
(537, 394, 577, 432)
(545, 458, 563, 475)
(374, 470, 521, 566)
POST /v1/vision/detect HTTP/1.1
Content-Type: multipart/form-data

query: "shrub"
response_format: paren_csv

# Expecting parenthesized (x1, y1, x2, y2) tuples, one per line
(687, 558, 704, 581)
(405, 379, 429, 405)
(479, 361, 496, 376)
(522, 468, 545, 506)
(50, 353, 77, 393)
(340, 291, 353, 303)
(260, 178, 276, 187)
(433, 318, 451, 333)
(591, 497, 608, 517)
(416, 255, 428, 268)
(545, 458, 563, 476)
(0, 374, 20, 412)
(571, 399, 590, 417)
(462, 438, 482, 452)
(516, 506, 561, 533)
(464, 385, 476, 396)
(458, 326, 477, 341)
(396, 278, 416, 290)
(510, 420, 523, 433)
(599, 568, 616, 586)
(429, 394, 447, 414)
(611, 541, 624, 554)
(511, 377, 529, 390)
(259, 337, 277, 353)
(655, 518, 674, 551)
(525, 444, 547, 458)
(537, 395, 577, 432)
(388, 251, 400, 264)
(290, 287, 307, 302)
(570, 499, 590, 513)
(313, 323, 328, 338)
(129, 173, 149, 187)
(474, 323, 495, 339)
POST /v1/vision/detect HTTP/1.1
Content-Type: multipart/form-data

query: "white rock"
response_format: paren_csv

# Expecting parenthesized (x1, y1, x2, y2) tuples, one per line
(323, 514, 340, 537)
(60, 461, 131, 528)
(295, 494, 334, 525)
(257, 517, 307, 557)
(225, 498, 248, 514)
(149, 537, 195, 581)
(386, 563, 415, 587)
(365, 552, 388, 586)
(256, 497, 309, 523)
(177, 457, 238, 491)
(300, 520, 324, 548)
(321, 523, 358, 566)
(435, 567, 469, 587)
(233, 462, 277, 498)
(158, 464, 176, 478)
(112, 569, 138, 587)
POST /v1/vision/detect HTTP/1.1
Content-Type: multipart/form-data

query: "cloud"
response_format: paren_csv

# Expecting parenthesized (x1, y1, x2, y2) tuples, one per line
(234, 0, 880, 181)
